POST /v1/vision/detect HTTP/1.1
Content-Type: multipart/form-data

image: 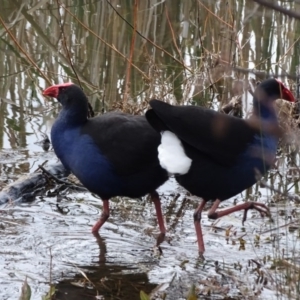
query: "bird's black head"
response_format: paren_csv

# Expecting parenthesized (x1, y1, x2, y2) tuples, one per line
(253, 78, 295, 121)
(43, 83, 89, 124)
(255, 78, 295, 103)
(43, 83, 89, 110)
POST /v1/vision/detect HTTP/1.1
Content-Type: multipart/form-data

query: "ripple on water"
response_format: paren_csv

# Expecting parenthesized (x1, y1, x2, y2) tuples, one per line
(0, 175, 299, 299)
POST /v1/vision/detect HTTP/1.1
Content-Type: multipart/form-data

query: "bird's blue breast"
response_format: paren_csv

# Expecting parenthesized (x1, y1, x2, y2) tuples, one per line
(229, 130, 278, 192)
(51, 121, 122, 198)
(239, 105, 279, 175)
(242, 133, 277, 169)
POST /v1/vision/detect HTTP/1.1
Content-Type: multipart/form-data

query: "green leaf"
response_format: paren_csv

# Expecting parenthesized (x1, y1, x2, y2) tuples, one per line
(42, 285, 56, 300)
(140, 290, 150, 300)
(19, 277, 31, 300)
(187, 284, 197, 300)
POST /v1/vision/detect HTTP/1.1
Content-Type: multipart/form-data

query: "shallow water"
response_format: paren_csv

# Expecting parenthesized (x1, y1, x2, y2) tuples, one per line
(1, 162, 300, 299)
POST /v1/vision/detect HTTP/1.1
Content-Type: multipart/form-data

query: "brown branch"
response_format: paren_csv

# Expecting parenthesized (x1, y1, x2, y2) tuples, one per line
(105, 0, 193, 74)
(196, 6, 215, 91)
(9, 0, 97, 90)
(165, 4, 183, 63)
(253, 0, 300, 20)
(123, 0, 138, 106)
(56, 0, 81, 88)
(260, 221, 300, 235)
(55, 0, 94, 118)
(277, 36, 300, 64)
(232, 65, 298, 80)
(38, 165, 87, 191)
(197, 0, 234, 29)
(0, 15, 51, 85)
(58, 1, 150, 81)
(254, 169, 299, 202)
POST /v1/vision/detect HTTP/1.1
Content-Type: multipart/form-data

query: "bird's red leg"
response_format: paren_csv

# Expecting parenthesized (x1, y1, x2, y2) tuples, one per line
(194, 199, 207, 254)
(207, 199, 270, 225)
(92, 199, 110, 233)
(151, 191, 166, 246)
(151, 191, 166, 233)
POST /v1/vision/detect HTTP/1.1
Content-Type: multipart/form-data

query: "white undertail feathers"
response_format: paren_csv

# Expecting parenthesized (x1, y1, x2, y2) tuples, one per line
(158, 131, 192, 175)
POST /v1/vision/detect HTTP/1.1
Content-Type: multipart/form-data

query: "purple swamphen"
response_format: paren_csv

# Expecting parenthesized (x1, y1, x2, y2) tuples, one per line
(43, 83, 168, 240)
(146, 78, 295, 254)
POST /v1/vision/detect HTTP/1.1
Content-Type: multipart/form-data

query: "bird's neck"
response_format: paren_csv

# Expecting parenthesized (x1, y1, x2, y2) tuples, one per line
(253, 98, 277, 122)
(57, 105, 88, 127)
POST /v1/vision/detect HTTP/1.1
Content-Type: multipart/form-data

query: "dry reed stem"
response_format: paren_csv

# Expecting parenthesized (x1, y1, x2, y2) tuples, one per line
(197, 0, 234, 29)
(56, 0, 82, 88)
(123, 0, 138, 106)
(253, 0, 300, 20)
(277, 36, 300, 64)
(58, 1, 150, 81)
(106, 0, 193, 74)
(165, 5, 183, 63)
(0, 15, 51, 85)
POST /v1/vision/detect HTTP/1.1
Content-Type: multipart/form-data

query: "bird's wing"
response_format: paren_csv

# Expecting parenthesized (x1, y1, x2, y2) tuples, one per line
(81, 112, 162, 176)
(147, 100, 259, 167)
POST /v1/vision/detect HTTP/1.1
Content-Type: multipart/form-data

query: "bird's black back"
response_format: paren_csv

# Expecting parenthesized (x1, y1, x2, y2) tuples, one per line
(146, 100, 258, 167)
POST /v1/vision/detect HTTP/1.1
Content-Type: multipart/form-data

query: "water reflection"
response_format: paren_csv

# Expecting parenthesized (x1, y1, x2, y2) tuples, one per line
(55, 233, 157, 300)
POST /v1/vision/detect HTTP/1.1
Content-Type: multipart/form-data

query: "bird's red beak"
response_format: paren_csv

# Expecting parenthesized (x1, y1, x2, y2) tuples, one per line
(42, 82, 73, 98)
(281, 87, 295, 103)
(43, 85, 59, 98)
(275, 79, 295, 102)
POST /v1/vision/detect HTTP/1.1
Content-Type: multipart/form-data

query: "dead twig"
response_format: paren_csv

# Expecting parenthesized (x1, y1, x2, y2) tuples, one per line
(197, 0, 234, 29)
(165, 4, 183, 63)
(58, 1, 150, 81)
(56, 0, 95, 118)
(253, 0, 300, 20)
(256, 171, 300, 202)
(56, 0, 81, 88)
(38, 165, 87, 191)
(260, 221, 300, 235)
(123, 0, 138, 106)
(0, 15, 51, 85)
(106, 0, 193, 74)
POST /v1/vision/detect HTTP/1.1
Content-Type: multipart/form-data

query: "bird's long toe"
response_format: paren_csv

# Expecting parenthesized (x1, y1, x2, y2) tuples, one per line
(242, 202, 270, 225)
(156, 232, 166, 247)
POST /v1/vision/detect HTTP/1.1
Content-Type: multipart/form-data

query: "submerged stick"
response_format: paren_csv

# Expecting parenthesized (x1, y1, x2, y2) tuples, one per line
(0, 163, 70, 205)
